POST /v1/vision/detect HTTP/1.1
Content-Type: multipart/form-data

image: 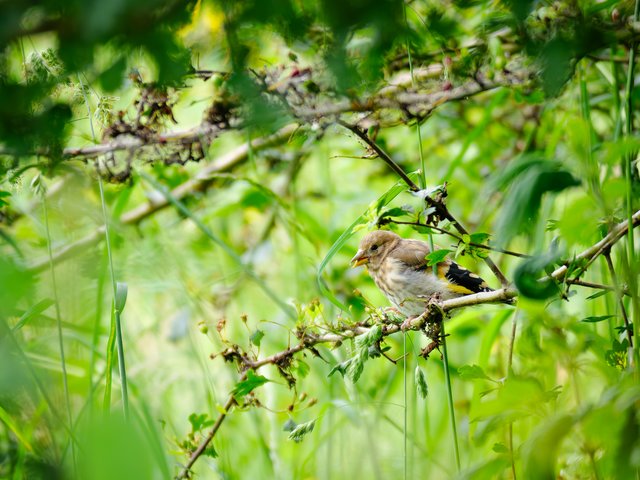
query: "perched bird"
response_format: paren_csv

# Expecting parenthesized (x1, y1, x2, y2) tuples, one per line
(351, 230, 493, 317)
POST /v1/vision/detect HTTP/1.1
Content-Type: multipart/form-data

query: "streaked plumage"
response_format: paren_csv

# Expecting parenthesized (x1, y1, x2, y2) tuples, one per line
(351, 230, 492, 316)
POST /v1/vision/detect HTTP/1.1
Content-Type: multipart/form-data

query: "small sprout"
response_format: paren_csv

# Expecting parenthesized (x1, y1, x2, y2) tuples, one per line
(198, 322, 209, 334)
(415, 366, 428, 399)
(288, 419, 316, 443)
(283, 418, 297, 432)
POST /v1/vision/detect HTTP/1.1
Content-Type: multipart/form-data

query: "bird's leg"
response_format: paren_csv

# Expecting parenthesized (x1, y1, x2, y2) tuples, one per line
(419, 296, 448, 359)
(400, 293, 444, 331)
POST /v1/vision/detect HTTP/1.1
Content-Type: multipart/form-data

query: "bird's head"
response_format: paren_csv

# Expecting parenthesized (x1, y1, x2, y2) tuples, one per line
(351, 230, 400, 270)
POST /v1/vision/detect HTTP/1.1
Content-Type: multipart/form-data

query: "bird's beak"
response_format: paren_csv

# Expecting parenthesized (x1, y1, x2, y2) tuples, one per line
(351, 250, 369, 268)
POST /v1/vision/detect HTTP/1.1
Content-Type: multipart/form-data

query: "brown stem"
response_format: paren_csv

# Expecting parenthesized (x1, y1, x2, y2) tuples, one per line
(176, 384, 241, 480)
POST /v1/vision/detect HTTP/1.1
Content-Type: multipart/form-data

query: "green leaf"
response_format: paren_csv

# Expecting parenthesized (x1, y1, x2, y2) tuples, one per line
(231, 370, 270, 400)
(425, 249, 450, 267)
(469, 232, 491, 244)
(458, 364, 490, 381)
(513, 247, 561, 300)
(492, 156, 580, 245)
(355, 325, 382, 349)
(521, 414, 577, 478)
(585, 290, 610, 300)
(203, 444, 218, 458)
(13, 298, 55, 331)
(115, 282, 128, 313)
(346, 355, 365, 383)
(188, 413, 214, 433)
(250, 329, 265, 347)
(415, 366, 428, 399)
(492, 442, 509, 454)
(581, 315, 616, 323)
(288, 419, 316, 443)
(295, 360, 310, 379)
(377, 205, 414, 222)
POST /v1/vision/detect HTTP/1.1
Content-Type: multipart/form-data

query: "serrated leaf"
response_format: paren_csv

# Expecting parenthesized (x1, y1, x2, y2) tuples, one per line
(426, 249, 450, 267)
(203, 445, 218, 458)
(346, 355, 365, 383)
(188, 413, 214, 433)
(355, 324, 382, 349)
(581, 315, 616, 323)
(231, 370, 270, 400)
(458, 364, 490, 381)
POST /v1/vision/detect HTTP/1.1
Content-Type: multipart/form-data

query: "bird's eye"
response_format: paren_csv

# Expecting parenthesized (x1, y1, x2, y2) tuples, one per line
(371, 244, 378, 251)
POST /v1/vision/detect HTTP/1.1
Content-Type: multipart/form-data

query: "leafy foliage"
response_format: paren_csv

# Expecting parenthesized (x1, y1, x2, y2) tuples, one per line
(1, 1, 640, 479)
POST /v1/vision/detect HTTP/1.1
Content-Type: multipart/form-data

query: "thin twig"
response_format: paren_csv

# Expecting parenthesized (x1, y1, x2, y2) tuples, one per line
(388, 220, 531, 258)
(604, 250, 633, 348)
(27, 125, 299, 273)
(174, 208, 640, 477)
(340, 122, 510, 287)
(176, 384, 241, 479)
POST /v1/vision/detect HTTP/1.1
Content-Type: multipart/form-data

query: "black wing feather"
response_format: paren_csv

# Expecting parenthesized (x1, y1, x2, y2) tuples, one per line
(444, 262, 492, 294)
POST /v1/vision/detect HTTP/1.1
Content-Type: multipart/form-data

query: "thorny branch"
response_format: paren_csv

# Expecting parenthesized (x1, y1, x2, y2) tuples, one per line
(26, 124, 299, 272)
(175, 210, 640, 479)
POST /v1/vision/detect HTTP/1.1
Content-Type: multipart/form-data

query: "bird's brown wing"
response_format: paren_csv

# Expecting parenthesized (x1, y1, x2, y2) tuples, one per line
(391, 239, 432, 269)
(437, 261, 492, 295)
(392, 239, 492, 296)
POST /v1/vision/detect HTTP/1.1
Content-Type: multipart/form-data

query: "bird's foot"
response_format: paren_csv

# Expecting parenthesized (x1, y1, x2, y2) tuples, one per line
(420, 340, 441, 359)
(400, 315, 418, 331)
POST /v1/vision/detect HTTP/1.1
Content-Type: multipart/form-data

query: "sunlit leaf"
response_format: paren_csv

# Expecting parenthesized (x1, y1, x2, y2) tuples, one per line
(232, 370, 270, 400)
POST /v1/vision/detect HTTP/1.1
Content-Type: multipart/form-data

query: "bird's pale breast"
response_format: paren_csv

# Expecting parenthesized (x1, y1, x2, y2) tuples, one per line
(369, 257, 461, 316)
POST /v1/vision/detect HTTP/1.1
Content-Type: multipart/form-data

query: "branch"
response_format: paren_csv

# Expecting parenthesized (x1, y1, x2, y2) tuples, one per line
(387, 220, 531, 258)
(339, 121, 510, 287)
(175, 210, 640, 477)
(27, 124, 298, 272)
(550, 209, 640, 281)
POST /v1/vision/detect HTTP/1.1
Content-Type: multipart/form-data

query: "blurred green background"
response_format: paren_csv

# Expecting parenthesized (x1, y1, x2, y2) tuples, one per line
(1, 0, 640, 479)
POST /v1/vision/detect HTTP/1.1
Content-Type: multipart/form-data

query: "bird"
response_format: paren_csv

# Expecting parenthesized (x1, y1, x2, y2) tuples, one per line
(351, 230, 494, 317)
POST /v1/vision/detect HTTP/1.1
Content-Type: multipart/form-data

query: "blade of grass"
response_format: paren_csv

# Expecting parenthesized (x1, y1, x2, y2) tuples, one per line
(139, 170, 296, 321)
(42, 193, 76, 474)
(440, 320, 461, 472)
(79, 74, 130, 417)
(623, 0, 640, 369)
(0, 404, 33, 452)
